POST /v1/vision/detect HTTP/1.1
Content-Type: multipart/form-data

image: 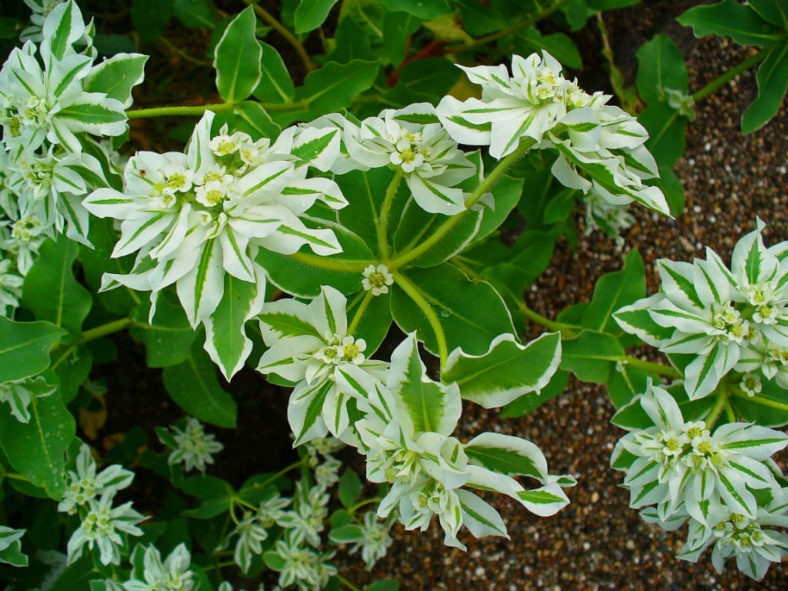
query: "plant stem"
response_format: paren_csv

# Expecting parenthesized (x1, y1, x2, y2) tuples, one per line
(391, 138, 535, 269)
(249, 460, 305, 492)
(729, 390, 788, 412)
(692, 50, 765, 103)
(724, 397, 737, 423)
(288, 251, 370, 272)
(392, 271, 449, 370)
(707, 391, 727, 427)
(445, 0, 571, 54)
(347, 496, 381, 516)
(127, 102, 236, 119)
(519, 302, 578, 334)
(377, 170, 403, 261)
(617, 356, 682, 379)
(243, 0, 314, 72)
(157, 36, 212, 66)
(347, 291, 374, 336)
(336, 574, 362, 591)
(55, 317, 133, 350)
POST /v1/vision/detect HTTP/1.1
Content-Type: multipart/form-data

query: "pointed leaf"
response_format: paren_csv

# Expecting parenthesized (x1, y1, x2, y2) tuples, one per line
(213, 6, 263, 103)
(0, 318, 66, 383)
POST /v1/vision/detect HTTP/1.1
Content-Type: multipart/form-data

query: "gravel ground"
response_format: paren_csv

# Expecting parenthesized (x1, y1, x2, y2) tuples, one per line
(337, 18, 788, 591)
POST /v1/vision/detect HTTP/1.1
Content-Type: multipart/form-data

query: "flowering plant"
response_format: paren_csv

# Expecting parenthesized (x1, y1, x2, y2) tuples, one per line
(0, 0, 786, 589)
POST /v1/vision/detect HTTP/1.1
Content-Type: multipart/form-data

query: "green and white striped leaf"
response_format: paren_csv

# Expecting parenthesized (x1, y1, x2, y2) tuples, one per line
(388, 332, 461, 435)
(0, 527, 27, 568)
(42, 0, 85, 61)
(614, 295, 675, 346)
(83, 53, 148, 108)
(177, 238, 224, 326)
(213, 6, 263, 103)
(516, 485, 570, 517)
(465, 432, 547, 480)
(457, 490, 508, 539)
(203, 272, 266, 380)
(444, 332, 561, 408)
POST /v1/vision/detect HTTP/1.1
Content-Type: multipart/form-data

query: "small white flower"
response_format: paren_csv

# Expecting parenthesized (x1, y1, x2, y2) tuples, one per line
(313, 455, 342, 489)
(362, 264, 394, 296)
(58, 444, 134, 514)
(739, 373, 762, 397)
(66, 494, 144, 565)
(229, 513, 269, 574)
(163, 417, 223, 473)
(122, 543, 193, 591)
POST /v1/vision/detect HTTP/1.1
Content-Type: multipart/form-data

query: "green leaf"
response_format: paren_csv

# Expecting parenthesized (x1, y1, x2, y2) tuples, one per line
(472, 173, 524, 245)
(330, 523, 363, 543)
(174, 0, 219, 29)
(213, 6, 263, 103)
(636, 34, 688, 104)
(214, 101, 281, 140)
(0, 539, 28, 567)
(294, 0, 339, 33)
(181, 474, 234, 518)
(52, 346, 92, 404)
(131, 291, 196, 368)
(256, 218, 373, 297)
(338, 469, 362, 508)
(741, 41, 788, 133)
(501, 369, 569, 418)
(162, 342, 237, 428)
(0, 318, 66, 383)
(657, 165, 685, 216)
(678, 0, 782, 47)
(0, 385, 75, 499)
(444, 333, 561, 408)
(383, 12, 421, 65)
(367, 580, 400, 591)
(581, 249, 645, 334)
(638, 101, 687, 168)
(560, 329, 624, 384)
(748, 0, 788, 27)
(131, 0, 174, 43)
(22, 237, 92, 335)
(729, 378, 788, 427)
(383, 58, 461, 106)
(345, 290, 392, 356)
(204, 273, 264, 380)
(253, 42, 295, 103)
(337, 167, 402, 253)
(514, 27, 582, 70)
(391, 264, 515, 357)
(275, 60, 380, 125)
(381, 0, 450, 19)
(606, 364, 657, 409)
(83, 53, 148, 108)
(393, 201, 482, 268)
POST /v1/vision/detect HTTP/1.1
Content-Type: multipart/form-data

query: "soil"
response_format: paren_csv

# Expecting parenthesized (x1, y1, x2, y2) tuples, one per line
(72, 1, 788, 590)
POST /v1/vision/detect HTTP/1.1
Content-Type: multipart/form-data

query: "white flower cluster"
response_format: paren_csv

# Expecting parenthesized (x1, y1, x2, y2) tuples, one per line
(616, 220, 788, 399)
(349, 511, 394, 568)
(307, 104, 478, 215)
(436, 52, 669, 216)
(257, 286, 574, 550)
(159, 416, 224, 473)
(84, 111, 347, 379)
(60, 444, 143, 566)
(121, 544, 194, 591)
(611, 382, 788, 579)
(0, 0, 144, 250)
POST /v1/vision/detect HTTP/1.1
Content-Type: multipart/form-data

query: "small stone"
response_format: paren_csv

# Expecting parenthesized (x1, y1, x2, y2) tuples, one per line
(591, 491, 600, 503)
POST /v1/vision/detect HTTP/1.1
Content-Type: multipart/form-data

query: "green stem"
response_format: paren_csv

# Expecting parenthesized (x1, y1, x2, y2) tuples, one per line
(377, 170, 403, 261)
(692, 50, 766, 103)
(724, 397, 737, 423)
(347, 496, 381, 516)
(127, 102, 236, 120)
(243, 0, 314, 72)
(445, 0, 571, 54)
(730, 390, 788, 413)
(157, 36, 212, 66)
(706, 391, 727, 427)
(392, 271, 449, 370)
(391, 138, 535, 270)
(249, 460, 305, 492)
(288, 251, 370, 272)
(55, 317, 133, 350)
(617, 356, 682, 379)
(336, 574, 362, 591)
(347, 291, 374, 336)
(519, 302, 578, 335)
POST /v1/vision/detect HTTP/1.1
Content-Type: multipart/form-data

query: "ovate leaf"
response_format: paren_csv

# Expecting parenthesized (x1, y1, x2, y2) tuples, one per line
(444, 333, 561, 408)
(0, 318, 66, 383)
(677, 0, 782, 47)
(741, 41, 788, 133)
(294, 0, 339, 33)
(581, 249, 646, 334)
(163, 342, 237, 428)
(213, 6, 263, 103)
(636, 34, 688, 103)
(560, 329, 624, 384)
